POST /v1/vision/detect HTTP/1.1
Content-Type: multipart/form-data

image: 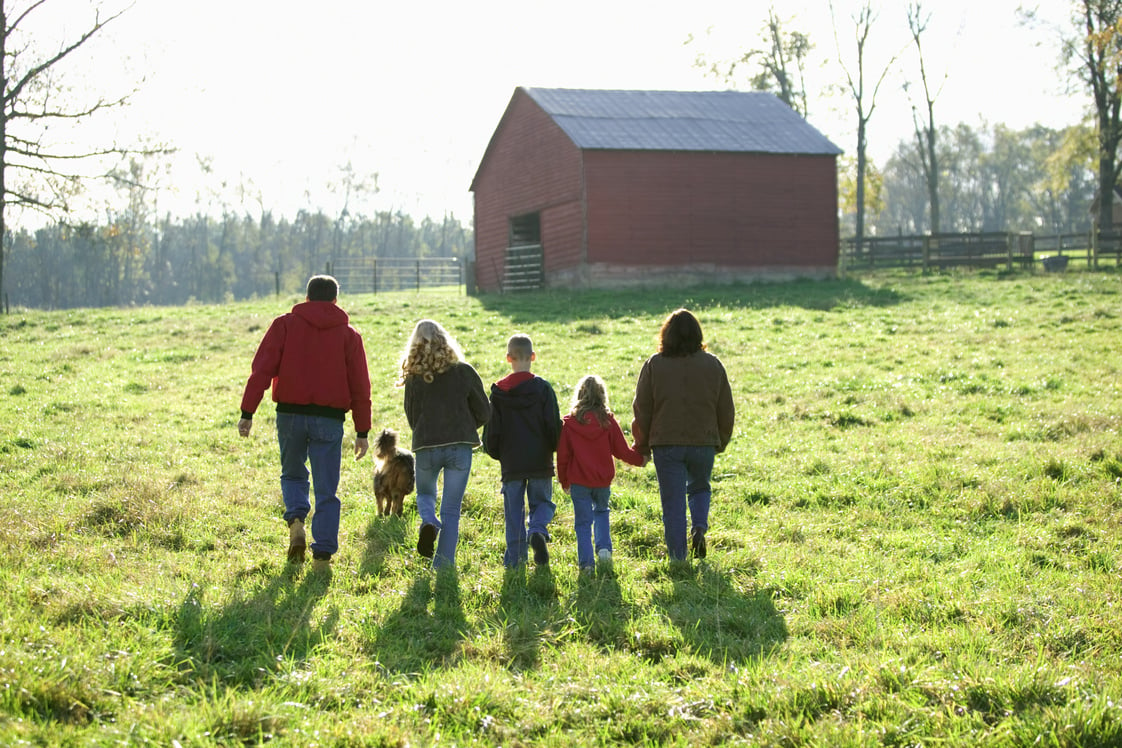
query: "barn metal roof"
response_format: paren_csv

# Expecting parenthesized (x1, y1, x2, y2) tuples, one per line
(522, 87, 842, 155)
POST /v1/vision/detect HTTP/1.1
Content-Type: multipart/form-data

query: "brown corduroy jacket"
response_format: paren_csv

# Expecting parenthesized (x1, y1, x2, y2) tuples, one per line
(630, 351, 735, 456)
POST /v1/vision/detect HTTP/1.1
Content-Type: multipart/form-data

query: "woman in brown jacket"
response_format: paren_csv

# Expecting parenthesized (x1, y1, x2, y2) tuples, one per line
(632, 308, 735, 562)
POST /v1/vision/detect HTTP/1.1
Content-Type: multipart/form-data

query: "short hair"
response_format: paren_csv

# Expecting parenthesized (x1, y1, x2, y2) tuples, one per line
(306, 275, 339, 302)
(507, 334, 534, 361)
(658, 308, 706, 357)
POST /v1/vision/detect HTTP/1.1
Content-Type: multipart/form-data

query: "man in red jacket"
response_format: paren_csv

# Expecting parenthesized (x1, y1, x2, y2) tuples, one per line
(238, 275, 371, 574)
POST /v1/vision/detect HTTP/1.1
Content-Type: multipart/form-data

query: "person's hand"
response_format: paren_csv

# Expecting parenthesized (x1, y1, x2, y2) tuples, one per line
(238, 418, 253, 438)
(641, 455, 651, 467)
(354, 436, 369, 460)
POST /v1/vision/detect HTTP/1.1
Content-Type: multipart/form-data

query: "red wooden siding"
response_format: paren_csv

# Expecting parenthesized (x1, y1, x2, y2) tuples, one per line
(471, 90, 584, 291)
(583, 151, 838, 268)
(471, 90, 840, 291)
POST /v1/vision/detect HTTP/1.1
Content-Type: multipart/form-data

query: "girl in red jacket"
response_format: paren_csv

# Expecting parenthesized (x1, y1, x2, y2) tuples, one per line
(556, 375, 646, 573)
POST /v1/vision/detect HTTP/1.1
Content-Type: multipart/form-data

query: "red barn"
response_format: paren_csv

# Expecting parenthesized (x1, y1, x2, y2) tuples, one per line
(470, 87, 843, 292)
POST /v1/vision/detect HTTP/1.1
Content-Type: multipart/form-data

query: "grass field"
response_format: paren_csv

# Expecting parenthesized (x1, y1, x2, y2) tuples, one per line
(1, 269, 1121, 746)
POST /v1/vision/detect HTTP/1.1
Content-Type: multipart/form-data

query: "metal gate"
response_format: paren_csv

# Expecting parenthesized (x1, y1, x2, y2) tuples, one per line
(326, 257, 464, 294)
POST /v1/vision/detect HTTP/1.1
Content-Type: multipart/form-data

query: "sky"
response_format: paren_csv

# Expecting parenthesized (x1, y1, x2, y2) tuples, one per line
(22, 0, 1084, 225)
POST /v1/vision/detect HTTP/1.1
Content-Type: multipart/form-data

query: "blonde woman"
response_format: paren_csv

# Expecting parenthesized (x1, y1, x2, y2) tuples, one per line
(398, 319, 490, 569)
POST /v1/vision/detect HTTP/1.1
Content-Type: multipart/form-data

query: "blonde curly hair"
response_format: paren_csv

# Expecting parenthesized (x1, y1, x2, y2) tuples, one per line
(397, 319, 465, 384)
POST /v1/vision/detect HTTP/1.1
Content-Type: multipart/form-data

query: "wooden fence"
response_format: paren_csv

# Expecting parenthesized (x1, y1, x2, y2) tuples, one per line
(841, 231, 1122, 272)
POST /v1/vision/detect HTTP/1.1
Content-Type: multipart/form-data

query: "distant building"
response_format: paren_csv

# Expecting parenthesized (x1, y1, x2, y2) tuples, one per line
(470, 87, 843, 292)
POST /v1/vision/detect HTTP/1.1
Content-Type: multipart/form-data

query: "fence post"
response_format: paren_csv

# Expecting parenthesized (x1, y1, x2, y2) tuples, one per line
(275, 272, 280, 297)
(1006, 233, 1014, 271)
(416, 260, 421, 291)
(372, 259, 378, 295)
(922, 235, 931, 271)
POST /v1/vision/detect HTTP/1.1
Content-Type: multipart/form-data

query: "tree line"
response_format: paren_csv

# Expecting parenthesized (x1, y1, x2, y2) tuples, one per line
(1, 116, 1094, 310)
(3, 209, 472, 309)
(841, 121, 1095, 237)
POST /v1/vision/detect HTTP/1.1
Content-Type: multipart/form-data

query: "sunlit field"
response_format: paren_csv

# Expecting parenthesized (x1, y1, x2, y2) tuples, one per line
(1, 269, 1120, 746)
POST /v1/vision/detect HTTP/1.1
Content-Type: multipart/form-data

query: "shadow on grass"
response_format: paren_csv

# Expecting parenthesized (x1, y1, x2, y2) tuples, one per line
(371, 566, 469, 673)
(476, 279, 905, 324)
(652, 563, 787, 664)
(359, 514, 407, 577)
(174, 564, 337, 686)
(567, 563, 637, 652)
(497, 564, 560, 671)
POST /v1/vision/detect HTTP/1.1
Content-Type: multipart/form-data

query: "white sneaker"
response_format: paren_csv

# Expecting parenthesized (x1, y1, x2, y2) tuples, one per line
(597, 548, 612, 563)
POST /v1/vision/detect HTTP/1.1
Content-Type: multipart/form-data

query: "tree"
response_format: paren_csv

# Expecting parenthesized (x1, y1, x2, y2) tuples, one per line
(906, 2, 944, 233)
(691, 6, 813, 116)
(1061, 0, 1122, 234)
(830, 0, 899, 247)
(1, 0, 135, 310)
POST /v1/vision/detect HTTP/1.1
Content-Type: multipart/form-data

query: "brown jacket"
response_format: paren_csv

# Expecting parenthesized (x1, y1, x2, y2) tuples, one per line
(631, 351, 735, 455)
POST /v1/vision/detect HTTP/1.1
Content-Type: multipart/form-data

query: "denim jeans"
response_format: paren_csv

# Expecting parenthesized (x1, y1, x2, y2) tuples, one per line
(652, 445, 715, 561)
(277, 413, 344, 557)
(502, 478, 555, 567)
(415, 444, 473, 569)
(570, 484, 611, 569)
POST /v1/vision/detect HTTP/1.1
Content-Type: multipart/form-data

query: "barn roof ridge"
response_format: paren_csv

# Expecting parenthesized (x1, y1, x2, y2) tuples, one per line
(520, 86, 843, 156)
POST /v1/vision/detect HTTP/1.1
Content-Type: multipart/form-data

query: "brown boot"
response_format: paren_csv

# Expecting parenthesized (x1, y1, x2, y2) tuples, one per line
(312, 556, 331, 575)
(288, 518, 306, 563)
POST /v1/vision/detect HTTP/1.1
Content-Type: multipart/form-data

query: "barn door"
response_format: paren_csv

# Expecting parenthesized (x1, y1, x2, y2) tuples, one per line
(504, 212, 544, 291)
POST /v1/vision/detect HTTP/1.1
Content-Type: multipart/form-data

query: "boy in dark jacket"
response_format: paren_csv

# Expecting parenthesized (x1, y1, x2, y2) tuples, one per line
(483, 334, 562, 567)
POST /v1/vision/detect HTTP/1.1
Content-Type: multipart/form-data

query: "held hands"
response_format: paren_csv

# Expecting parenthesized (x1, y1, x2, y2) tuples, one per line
(354, 437, 369, 461)
(238, 418, 253, 438)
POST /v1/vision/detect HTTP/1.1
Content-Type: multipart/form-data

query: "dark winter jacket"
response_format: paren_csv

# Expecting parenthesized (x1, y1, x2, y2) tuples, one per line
(404, 362, 490, 450)
(240, 301, 372, 435)
(483, 371, 562, 481)
(556, 412, 644, 491)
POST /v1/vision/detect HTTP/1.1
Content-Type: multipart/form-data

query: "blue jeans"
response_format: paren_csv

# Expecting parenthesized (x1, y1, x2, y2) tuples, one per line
(502, 478, 555, 567)
(570, 484, 612, 569)
(652, 445, 715, 561)
(415, 444, 473, 569)
(277, 413, 343, 557)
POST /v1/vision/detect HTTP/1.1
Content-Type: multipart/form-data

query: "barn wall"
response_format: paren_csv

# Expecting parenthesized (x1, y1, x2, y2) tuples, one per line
(471, 90, 585, 292)
(582, 151, 838, 271)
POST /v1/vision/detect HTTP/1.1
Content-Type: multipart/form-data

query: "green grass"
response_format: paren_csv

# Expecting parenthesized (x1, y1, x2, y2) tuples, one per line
(2, 269, 1121, 746)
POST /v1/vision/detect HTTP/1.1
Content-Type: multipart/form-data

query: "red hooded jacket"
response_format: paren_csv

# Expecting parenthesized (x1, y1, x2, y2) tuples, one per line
(240, 301, 372, 434)
(556, 411, 644, 491)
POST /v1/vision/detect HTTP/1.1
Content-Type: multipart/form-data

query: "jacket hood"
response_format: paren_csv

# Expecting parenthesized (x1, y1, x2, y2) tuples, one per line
(562, 412, 611, 442)
(292, 300, 350, 329)
(490, 374, 548, 409)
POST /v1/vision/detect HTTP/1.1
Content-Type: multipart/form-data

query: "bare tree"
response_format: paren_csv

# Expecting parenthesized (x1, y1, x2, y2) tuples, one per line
(905, 2, 944, 233)
(691, 6, 813, 116)
(1, 0, 137, 310)
(830, 0, 900, 250)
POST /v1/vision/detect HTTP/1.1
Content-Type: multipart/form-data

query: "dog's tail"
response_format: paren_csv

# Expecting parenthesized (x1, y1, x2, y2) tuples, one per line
(394, 453, 416, 494)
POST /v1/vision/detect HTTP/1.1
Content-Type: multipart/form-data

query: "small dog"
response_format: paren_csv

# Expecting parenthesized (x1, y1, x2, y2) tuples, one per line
(373, 428, 415, 517)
